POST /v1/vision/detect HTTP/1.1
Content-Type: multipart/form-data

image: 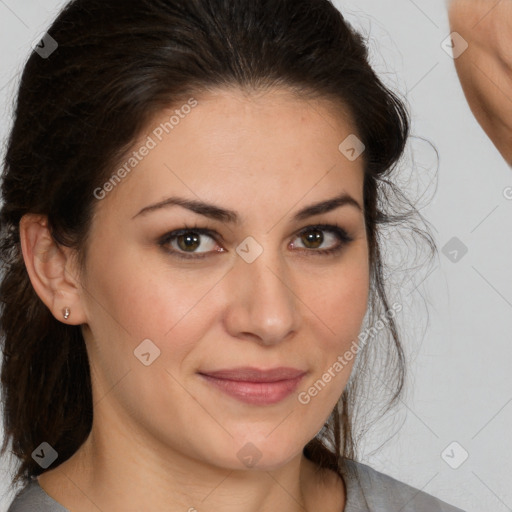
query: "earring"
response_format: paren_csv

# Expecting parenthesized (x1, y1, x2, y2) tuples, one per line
(62, 307, 70, 320)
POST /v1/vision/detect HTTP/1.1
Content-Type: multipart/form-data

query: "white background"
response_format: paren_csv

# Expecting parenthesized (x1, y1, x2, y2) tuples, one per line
(0, 1, 511, 511)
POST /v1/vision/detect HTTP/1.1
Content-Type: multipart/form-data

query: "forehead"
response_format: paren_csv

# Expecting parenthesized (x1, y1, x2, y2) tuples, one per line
(93, 86, 365, 221)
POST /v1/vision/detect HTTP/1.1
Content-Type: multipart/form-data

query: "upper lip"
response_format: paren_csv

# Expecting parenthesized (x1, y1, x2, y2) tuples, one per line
(198, 366, 307, 382)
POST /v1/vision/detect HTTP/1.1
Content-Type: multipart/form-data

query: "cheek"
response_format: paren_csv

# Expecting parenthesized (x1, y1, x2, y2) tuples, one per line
(84, 236, 369, 376)
(315, 273, 368, 330)
(298, 251, 369, 397)
(78, 231, 371, 466)
(86, 241, 212, 338)
(82, 251, 241, 420)
(81, 248, 218, 423)
(302, 249, 370, 339)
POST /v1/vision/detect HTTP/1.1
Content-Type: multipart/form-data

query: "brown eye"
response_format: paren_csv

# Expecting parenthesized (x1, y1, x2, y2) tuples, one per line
(159, 224, 353, 261)
(300, 228, 324, 249)
(159, 228, 220, 259)
(176, 232, 201, 252)
(292, 225, 352, 255)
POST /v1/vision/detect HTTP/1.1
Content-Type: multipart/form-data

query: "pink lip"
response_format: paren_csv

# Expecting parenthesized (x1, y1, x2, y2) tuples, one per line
(198, 367, 307, 405)
(199, 366, 306, 382)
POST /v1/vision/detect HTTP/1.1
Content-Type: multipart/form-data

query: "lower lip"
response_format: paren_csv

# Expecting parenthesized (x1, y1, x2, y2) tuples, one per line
(198, 373, 305, 405)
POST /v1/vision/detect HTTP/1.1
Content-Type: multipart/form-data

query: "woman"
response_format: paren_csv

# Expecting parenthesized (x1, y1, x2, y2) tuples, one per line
(0, 0, 463, 510)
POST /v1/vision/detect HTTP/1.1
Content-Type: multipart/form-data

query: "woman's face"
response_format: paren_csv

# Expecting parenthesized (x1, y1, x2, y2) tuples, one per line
(78, 87, 369, 471)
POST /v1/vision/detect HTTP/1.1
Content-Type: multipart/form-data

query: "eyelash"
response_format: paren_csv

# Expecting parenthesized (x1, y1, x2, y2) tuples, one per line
(158, 222, 354, 260)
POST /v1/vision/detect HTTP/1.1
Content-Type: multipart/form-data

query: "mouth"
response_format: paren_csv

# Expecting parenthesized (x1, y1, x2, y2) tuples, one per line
(197, 367, 307, 405)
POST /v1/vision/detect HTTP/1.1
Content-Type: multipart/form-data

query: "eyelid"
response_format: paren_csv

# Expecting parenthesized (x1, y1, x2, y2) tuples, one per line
(158, 223, 353, 260)
(157, 225, 220, 258)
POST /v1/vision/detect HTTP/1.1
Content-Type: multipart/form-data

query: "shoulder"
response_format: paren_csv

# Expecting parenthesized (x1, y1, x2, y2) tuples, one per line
(339, 459, 467, 512)
(6, 479, 69, 512)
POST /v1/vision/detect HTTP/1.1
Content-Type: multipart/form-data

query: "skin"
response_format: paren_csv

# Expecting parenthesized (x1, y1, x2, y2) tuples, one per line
(19, 87, 370, 512)
(447, 0, 512, 166)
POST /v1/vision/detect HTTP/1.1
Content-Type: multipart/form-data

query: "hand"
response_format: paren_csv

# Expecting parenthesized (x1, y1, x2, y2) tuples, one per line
(448, 0, 512, 166)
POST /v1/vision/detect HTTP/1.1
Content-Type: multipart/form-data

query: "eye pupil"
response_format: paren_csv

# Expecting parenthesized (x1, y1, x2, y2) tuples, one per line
(302, 229, 323, 249)
(178, 232, 200, 251)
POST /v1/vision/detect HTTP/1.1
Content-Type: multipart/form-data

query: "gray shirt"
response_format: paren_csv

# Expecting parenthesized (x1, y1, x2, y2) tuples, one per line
(6, 459, 466, 511)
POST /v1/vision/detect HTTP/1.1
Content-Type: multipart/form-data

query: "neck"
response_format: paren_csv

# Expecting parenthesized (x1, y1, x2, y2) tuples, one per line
(37, 407, 344, 512)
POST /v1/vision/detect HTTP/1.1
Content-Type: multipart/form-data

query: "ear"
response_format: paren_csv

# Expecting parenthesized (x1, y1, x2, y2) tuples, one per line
(19, 213, 88, 325)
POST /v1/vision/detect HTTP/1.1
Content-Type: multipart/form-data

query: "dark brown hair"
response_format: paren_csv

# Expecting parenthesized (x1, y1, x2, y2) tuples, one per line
(0, 0, 435, 488)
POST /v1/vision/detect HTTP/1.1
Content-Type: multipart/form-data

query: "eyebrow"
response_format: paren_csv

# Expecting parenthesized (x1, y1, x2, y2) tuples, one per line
(131, 192, 363, 223)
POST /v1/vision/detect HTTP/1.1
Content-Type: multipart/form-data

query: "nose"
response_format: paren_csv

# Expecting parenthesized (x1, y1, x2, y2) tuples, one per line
(222, 241, 300, 347)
